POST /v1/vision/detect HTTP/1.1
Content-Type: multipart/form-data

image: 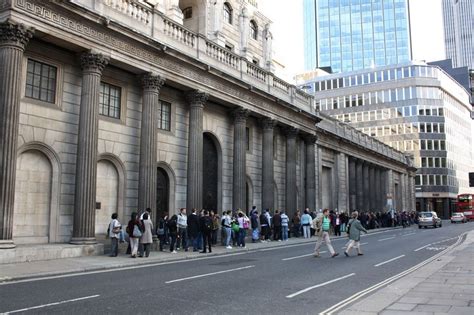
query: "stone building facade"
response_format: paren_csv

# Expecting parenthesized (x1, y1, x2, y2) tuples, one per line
(0, 0, 415, 248)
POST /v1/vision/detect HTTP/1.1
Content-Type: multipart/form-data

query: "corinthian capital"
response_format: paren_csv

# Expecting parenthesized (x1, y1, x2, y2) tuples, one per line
(185, 90, 209, 107)
(283, 126, 299, 138)
(141, 73, 165, 91)
(80, 52, 109, 74)
(260, 117, 276, 130)
(231, 107, 250, 123)
(0, 20, 34, 50)
(303, 134, 317, 144)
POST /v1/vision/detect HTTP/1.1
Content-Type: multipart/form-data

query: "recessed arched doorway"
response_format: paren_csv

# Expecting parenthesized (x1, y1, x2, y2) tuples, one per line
(156, 167, 170, 224)
(203, 133, 218, 212)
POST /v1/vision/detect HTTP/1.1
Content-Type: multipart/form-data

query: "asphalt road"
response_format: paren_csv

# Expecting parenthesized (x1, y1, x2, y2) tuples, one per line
(1, 222, 473, 315)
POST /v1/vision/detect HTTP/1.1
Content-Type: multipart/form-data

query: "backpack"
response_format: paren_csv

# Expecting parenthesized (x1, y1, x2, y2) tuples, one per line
(231, 222, 240, 233)
(203, 216, 212, 232)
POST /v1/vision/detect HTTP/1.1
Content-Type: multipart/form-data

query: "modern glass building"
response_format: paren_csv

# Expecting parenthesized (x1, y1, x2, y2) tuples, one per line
(442, 0, 474, 70)
(303, 0, 412, 73)
(301, 61, 474, 218)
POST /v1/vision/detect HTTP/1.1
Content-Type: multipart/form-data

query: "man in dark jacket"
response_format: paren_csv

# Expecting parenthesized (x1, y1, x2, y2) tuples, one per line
(199, 210, 212, 253)
(251, 211, 259, 243)
(260, 211, 270, 241)
(273, 210, 282, 241)
(187, 208, 200, 252)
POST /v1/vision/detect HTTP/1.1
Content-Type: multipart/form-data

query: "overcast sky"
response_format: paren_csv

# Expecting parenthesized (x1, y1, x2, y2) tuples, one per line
(259, 0, 446, 81)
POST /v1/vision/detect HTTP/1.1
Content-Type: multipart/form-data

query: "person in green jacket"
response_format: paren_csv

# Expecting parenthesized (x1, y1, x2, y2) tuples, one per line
(344, 211, 367, 257)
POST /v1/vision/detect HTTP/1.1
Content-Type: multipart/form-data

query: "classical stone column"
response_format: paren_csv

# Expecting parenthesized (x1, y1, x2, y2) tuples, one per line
(138, 74, 165, 221)
(261, 118, 275, 211)
(304, 134, 317, 211)
(386, 169, 394, 211)
(232, 107, 249, 211)
(348, 157, 357, 211)
(362, 162, 369, 212)
(285, 127, 298, 216)
(374, 168, 381, 211)
(185, 90, 208, 211)
(337, 152, 348, 213)
(0, 21, 34, 249)
(71, 52, 109, 244)
(369, 166, 375, 211)
(356, 159, 364, 211)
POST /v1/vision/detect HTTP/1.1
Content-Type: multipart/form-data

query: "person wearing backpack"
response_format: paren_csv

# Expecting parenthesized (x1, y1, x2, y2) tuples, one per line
(199, 210, 213, 253)
(344, 211, 367, 257)
(156, 212, 168, 251)
(126, 212, 143, 258)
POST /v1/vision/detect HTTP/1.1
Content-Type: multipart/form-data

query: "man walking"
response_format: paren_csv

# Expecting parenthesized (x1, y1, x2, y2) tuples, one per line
(177, 208, 188, 251)
(314, 209, 339, 258)
(344, 211, 367, 257)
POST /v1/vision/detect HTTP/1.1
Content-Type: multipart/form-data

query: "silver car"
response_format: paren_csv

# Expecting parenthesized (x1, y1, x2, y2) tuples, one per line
(418, 211, 442, 228)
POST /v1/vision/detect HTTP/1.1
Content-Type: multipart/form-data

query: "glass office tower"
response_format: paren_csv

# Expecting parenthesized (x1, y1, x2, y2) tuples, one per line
(442, 0, 474, 69)
(303, 0, 412, 73)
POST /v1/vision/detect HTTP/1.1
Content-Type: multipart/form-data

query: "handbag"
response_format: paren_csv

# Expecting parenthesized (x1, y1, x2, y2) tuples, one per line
(133, 224, 142, 238)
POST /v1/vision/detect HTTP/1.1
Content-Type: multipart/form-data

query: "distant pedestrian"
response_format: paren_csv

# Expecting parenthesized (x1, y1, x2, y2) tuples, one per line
(126, 212, 143, 258)
(177, 208, 188, 251)
(313, 209, 339, 258)
(139, 213, 153, 257)
(273, 210, 282, 241)
(211, 211, 219, 245)
(222, 210, 233, 249)
(251, 210, 260, 243)
(292, 210, 301, 238)
(167, 214, 178, 253)
(344, 211, 367, 257)
(260, 210, 270, 241)
(237, 212, 247, 247)
(156, 212, 168, 251)
(187, 208, 200, 252)
(200, 210, 213, 253)
(281, 211, 289, 241)
(301, 209, 312, 238)
(108, 213, 121, 257)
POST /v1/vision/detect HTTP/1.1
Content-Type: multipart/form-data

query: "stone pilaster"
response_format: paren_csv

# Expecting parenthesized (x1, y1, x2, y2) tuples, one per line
(369, 166, 375, 211)
(261, 118, 276, 211)
(71, 52, 109, 244)
(304, 134, 317, 211)
(285, 127, 298, 216)
(0, 21, 34, 249)
(138, 73, 165, 222)
(185, 90, 208, 211)
(336, 152, 348, 213)
(232, 107, 249, 211)
(348, 157, 357, 211)
(362, 162, 369, 212)
(374, 168, 381, 211)
(386, 169, 394, 211)
(356, 159, 364, 211)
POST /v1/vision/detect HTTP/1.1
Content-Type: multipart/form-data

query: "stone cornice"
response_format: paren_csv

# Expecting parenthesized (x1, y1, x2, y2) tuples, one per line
(303, 134, 317, 144)
(0, 19, 34, 49)
(141, 73, 165, 91)
(80, 52, 109, 74)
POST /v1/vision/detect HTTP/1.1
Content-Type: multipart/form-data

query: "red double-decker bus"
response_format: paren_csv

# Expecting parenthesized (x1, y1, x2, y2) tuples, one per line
(456, 194, 474, 221)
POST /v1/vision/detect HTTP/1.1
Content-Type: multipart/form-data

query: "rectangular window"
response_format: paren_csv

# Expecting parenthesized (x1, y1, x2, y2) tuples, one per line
(25, 59, 57, 103)
(415, 175, 421, 186)
(435, 158, 440, 168)
(428, 158, 434, 167)
(99, 82, 121, 119)
(158, 100, 171, 131)
(421, 157, 427, 168)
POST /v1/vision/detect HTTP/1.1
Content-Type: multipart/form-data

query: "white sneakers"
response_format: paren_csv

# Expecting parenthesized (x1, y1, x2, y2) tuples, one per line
(172, 250, 177, 254)
(226, 246, 232, 249)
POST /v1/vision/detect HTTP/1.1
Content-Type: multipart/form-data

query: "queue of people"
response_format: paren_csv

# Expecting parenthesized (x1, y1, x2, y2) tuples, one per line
(108, 206, 409, 258)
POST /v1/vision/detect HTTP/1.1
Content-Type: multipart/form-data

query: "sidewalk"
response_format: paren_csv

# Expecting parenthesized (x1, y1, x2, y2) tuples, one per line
(338, 230, 474, 315)
(0, 227, 399, 282)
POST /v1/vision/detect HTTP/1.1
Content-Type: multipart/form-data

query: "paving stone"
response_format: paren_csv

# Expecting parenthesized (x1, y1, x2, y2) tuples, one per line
(397, 297, 430, 304)
(386, 303, 416, 311)
(426, 298, 468, 306)
(447, 306, 474, 314)
(414, 304, 452, 313)
(380, 311, 432, 315)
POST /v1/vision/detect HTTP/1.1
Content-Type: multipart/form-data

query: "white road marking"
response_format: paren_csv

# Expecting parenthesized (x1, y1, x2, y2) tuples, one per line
(286, 273, 355, 298)
(378, 236, 395, 242)
(282, 251, 327, 261)
(342, 242, 368, 249)
(402, 233, 416, 237)
(5, 295, 100, 314)
(374, 255, 405, 267)
(414, 237, 458, 252)
(165, 265, 255, 284)
(414, 243, 432, 252)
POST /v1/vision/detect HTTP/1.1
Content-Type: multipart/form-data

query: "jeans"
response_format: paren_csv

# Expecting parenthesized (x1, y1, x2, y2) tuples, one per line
(169, 234, 177, 252)
(224, 227, 232, 246)
(211, 229, 218, 245)
(110, 237, 118, 256)
(273, 226, 281, 240)
(293, 224, 301, 237)
(302, 225, 311, 238)
(177, 227, 187, 250)
(238, 228, 246, 247)
(281, 226, 288, 241)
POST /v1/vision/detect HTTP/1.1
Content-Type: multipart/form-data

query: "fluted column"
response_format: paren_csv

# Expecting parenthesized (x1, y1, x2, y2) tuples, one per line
(374, 168, 381, 211)
(232, 107, 249, 211)
(71, 52, 109, 244)
(356, 159, 363, 211)
(337, 152, 348, 213)
(348, 158, 356, 211)
(285, 127, 298, 216)
(138, 74, 165, 221)
(369, 165, 375, 211)
(186, 90, 208, 211)
(362, 162, 369, 212)
(0, 21, 34, 249)
(304, 135, 317, 211)
(261, 118, 275, 211)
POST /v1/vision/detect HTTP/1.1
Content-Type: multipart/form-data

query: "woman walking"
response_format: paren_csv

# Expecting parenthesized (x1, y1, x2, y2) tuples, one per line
(344, 211, 367, 257)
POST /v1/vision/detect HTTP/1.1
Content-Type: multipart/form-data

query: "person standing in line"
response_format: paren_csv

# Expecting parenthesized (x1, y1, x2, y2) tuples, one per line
(138, 208, 152, 255)
(167, 214, 178, 253)
(177, 208, 188, 251)
(265, 209, 272, 241)
(139, 213, 153, 257)
(301, 209, 312, 238)
(187, 208, 200, 252)
(222, 210, 233, 249)
(251, 210, 260, 243)
(200, 210, 213, 253)
(280, 211, 289, 241)
(156, 212, 168, 251)
(108, 213, 121, 257)
(334, 212, 341, 237)
(237, 212, 247, 248)
(313, 209, 339, 258)
(259, 210, 270, 242)
(273, 210, 282, 241)
(344, 211, 367, 257)
(211, 211, 220, 245)
(292, 210, 301, 238)
(126, 212, 143, 258)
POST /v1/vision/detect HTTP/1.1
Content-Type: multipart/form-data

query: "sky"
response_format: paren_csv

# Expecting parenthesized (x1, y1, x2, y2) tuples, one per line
(259, 0, 447, 82)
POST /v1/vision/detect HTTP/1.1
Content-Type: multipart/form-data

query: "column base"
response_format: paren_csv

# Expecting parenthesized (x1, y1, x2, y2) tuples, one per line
(0, 240, 16, 249)
(70, 237, 97, 245)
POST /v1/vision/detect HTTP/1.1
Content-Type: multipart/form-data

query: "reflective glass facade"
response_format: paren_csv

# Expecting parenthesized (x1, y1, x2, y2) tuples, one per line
(303, 0, 412, 73)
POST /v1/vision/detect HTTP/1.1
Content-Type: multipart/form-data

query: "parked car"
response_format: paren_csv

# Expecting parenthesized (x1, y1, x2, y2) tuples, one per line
(450, 212, 467, 223)
(418, 211, 442, 228)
